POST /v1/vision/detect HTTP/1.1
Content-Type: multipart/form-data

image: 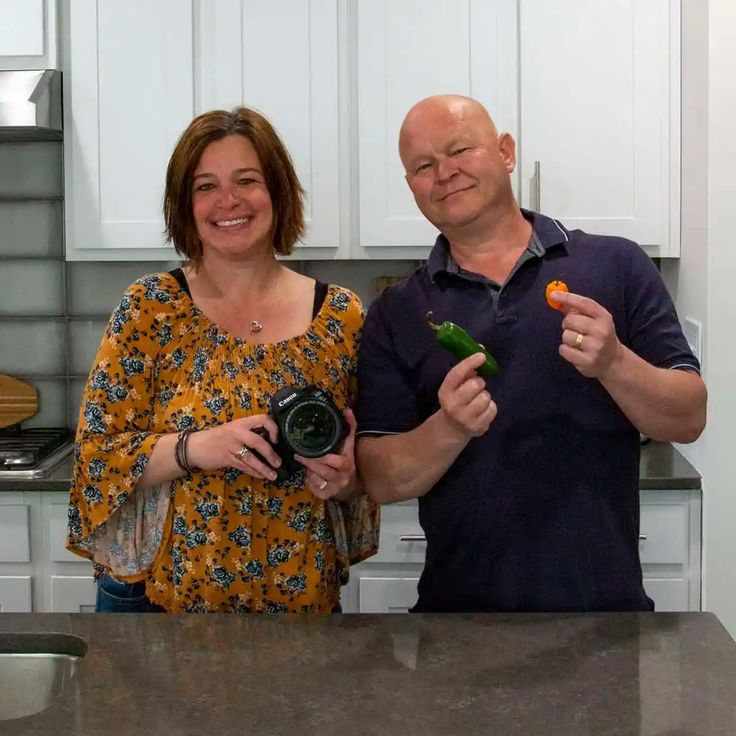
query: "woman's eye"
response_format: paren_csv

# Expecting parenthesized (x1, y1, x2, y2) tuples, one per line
(195, 182, 215, 192)
(238, 177, 256, 185)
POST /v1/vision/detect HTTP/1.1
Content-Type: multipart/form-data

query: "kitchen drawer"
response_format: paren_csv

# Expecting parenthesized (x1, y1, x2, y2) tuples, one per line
(359, 576, 420, 613)
(0, 575, 32, 612)
(371, 503, 425, 564)
(0, 504, 30, 562)
(639, 502, 689, 566)
(643, 578, 689, 612)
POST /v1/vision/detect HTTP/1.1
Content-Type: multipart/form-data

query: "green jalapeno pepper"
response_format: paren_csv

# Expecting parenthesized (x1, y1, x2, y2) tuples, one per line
(426, 311, 499, 377)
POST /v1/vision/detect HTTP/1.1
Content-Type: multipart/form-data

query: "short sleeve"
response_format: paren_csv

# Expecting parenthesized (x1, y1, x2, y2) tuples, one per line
(623, 245, 700, 374)
(355, 291, 422, 436)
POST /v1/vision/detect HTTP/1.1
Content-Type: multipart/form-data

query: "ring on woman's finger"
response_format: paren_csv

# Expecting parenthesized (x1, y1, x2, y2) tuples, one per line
(236, 444, 250, 461)
(574, 332, 584, 349)
(318, 479, 328, 491)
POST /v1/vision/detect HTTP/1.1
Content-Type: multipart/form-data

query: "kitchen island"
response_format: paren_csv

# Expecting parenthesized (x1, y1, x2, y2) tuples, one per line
(1, 612, 734, 735)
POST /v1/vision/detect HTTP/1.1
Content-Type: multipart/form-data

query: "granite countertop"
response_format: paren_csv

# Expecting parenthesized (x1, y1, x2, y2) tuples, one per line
(0, 440, 702, 493)
(0, 612, 735, 735)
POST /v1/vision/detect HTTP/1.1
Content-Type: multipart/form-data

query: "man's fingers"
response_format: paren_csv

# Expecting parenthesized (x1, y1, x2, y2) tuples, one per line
(550, 290, 602, 318)
(443, 352, 486, 390)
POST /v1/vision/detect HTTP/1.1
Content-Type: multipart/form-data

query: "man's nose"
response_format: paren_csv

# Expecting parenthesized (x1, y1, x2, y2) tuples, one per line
(435, 157, 458, 183)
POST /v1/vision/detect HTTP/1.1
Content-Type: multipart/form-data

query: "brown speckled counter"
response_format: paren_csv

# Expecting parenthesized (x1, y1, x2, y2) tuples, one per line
(0, 612, 734, 735)
(0, 441, 702, 493)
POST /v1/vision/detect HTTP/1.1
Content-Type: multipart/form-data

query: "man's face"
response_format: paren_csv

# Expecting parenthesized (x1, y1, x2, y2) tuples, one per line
(400, 102, 516, 232)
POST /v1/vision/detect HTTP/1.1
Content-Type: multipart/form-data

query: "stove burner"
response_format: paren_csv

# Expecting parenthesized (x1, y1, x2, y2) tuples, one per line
(0, 427, 75, 469)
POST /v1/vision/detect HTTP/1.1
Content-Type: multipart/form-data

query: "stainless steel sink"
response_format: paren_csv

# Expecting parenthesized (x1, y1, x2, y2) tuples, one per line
(0, 633, 87, 721)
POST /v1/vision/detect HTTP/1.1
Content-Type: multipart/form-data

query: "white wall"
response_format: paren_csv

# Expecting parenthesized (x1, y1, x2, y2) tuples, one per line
(701, 0, 736, 635)
(664, 0, 709, 476)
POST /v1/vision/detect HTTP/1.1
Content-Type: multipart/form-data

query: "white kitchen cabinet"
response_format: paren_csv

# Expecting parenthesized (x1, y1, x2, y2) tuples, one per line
(0, 503, 30, 562)
(518, 0, 680, 256)
(343, 490, 702, 613)
(354, 0, 518, 255)
(640, 490, 702, 611)
(0, 492, 96, 613)
(63, 0, 345, 260)
(49, 576, 96, 613)
(62, 1, 681, 261)
(0, 0, 58, 70)
(43, 494, 96, 612)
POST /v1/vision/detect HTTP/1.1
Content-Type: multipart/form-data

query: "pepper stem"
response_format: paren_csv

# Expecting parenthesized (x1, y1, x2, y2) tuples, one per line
(425, 310, 441, 332)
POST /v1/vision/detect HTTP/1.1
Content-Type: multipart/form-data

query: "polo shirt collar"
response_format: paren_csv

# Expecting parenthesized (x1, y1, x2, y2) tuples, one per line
(427, 209, 571, 282)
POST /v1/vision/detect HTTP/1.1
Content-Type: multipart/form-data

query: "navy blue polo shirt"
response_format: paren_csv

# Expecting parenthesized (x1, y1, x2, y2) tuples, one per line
(355, 210, 700, 613)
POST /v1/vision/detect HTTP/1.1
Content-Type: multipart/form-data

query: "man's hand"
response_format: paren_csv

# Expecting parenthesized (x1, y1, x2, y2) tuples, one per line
(551, 290, 623, 379)
(437, 352, 497, 438)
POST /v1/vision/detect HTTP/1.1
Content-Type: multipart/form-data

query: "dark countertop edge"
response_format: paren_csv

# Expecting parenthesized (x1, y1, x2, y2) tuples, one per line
(0, 440, 702, 493)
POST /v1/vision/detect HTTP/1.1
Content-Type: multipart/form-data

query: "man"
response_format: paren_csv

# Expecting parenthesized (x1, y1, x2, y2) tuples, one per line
(355, 95, 706, 613)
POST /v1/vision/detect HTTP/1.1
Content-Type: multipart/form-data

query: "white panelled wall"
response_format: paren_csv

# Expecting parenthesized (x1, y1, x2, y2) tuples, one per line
(669, 0, 736, 637)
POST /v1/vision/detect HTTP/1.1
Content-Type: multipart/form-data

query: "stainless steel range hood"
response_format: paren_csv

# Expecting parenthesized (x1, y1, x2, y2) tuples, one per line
(0, 70, 62, 140)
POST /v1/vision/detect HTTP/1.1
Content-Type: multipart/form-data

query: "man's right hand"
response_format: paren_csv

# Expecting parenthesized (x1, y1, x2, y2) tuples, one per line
(437, 353, 498, 439)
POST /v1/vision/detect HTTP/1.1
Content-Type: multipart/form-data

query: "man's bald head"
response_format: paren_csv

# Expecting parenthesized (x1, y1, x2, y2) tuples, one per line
(398, 95, 498, 169)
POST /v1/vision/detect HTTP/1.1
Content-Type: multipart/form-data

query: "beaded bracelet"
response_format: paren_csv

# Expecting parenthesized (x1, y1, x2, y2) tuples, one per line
(174, 429, 196, 474)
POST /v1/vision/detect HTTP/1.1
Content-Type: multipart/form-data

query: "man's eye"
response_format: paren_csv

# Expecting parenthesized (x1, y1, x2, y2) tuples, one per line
(415, 163, 431, 174)
(452, 147, 471, 156)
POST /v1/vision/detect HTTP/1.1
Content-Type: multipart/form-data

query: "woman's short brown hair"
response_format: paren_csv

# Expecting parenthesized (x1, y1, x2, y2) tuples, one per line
(164, 107, 305, 260)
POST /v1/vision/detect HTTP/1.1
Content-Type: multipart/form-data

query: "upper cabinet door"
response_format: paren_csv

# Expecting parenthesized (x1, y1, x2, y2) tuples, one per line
(65, 0, 342, 260)
(65, 0, 195, 260)
(0, 0, 58, 70)
(518, 0, 680, 255)
(198, 0, 342, 253)
(356, 0, 518, 252)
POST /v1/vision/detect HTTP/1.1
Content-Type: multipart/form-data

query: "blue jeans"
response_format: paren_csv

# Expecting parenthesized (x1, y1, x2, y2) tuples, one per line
(95, 573, 165, 613)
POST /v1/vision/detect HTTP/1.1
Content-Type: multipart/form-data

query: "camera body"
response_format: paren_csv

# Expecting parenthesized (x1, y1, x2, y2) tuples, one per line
(254, 385, 348, 484)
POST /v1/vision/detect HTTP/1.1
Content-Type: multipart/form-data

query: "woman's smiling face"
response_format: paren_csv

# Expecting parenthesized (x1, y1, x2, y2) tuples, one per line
(191, 134, 274, 259)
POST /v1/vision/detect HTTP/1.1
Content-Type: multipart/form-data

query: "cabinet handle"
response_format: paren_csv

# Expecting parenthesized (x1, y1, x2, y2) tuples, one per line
(399, 535, 426, 543)
(639, 534, 647, 540)
(533, 160, 541, 211)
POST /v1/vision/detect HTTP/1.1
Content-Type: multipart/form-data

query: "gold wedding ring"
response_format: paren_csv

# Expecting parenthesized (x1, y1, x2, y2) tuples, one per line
(574, 332, 584, 349)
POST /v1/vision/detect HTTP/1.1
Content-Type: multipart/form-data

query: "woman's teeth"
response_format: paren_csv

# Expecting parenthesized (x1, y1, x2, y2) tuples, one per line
(215, 217, 251, 228)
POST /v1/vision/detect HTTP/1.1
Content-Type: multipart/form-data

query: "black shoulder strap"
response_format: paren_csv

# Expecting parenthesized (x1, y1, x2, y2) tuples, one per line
(169, 267, 190, 296)
(313, 281, 329, 318)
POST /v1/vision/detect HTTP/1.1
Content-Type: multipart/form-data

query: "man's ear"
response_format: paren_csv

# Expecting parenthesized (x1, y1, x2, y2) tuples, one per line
(498, 132, 517, 173)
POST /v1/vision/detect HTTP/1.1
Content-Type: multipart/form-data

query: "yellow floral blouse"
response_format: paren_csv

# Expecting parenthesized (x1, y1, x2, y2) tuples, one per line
(67, 272, 379, 613)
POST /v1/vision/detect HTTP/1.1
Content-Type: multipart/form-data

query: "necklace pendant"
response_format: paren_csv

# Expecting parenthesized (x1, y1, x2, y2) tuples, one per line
(249, 319, 263, 335)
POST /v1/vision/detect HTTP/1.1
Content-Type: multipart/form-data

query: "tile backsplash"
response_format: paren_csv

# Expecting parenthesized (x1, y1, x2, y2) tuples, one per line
(0, 140, 417, 429)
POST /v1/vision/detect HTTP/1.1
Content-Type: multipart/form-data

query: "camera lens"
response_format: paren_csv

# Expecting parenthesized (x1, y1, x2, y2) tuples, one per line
(284, 399, 340, 457)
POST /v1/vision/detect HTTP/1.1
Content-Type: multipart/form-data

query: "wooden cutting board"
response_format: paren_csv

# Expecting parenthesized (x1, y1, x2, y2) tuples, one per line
(0, 374, 39, 429)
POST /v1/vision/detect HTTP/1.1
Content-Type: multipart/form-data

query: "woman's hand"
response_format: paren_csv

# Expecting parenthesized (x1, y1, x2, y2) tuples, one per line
(295, 408, 360, 501)
(187, 414, 282, 481)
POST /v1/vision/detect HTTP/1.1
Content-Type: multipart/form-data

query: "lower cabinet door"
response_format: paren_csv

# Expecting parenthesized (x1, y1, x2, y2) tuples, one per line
(359, 576, 419, 613)
(50, 575, 97, 613)
(643, 578, 689, 612)
(0, 575, 32, 612)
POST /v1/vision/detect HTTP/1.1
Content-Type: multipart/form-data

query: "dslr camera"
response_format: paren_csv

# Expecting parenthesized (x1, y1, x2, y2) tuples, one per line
(253, 385, 349, 483)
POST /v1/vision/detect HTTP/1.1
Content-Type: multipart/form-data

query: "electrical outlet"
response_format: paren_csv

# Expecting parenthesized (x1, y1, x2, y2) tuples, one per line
(682, 316, 703, 364)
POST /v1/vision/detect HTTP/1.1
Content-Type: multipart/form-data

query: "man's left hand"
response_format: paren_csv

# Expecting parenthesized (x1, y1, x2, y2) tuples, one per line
(550, 290, 623, 379)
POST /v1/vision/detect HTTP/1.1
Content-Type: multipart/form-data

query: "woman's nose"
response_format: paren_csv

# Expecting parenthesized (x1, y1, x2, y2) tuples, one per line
(217, 185, 240, 207)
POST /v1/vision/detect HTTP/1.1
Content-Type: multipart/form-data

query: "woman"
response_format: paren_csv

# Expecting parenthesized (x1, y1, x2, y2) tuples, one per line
(67, 107, 378, 613)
